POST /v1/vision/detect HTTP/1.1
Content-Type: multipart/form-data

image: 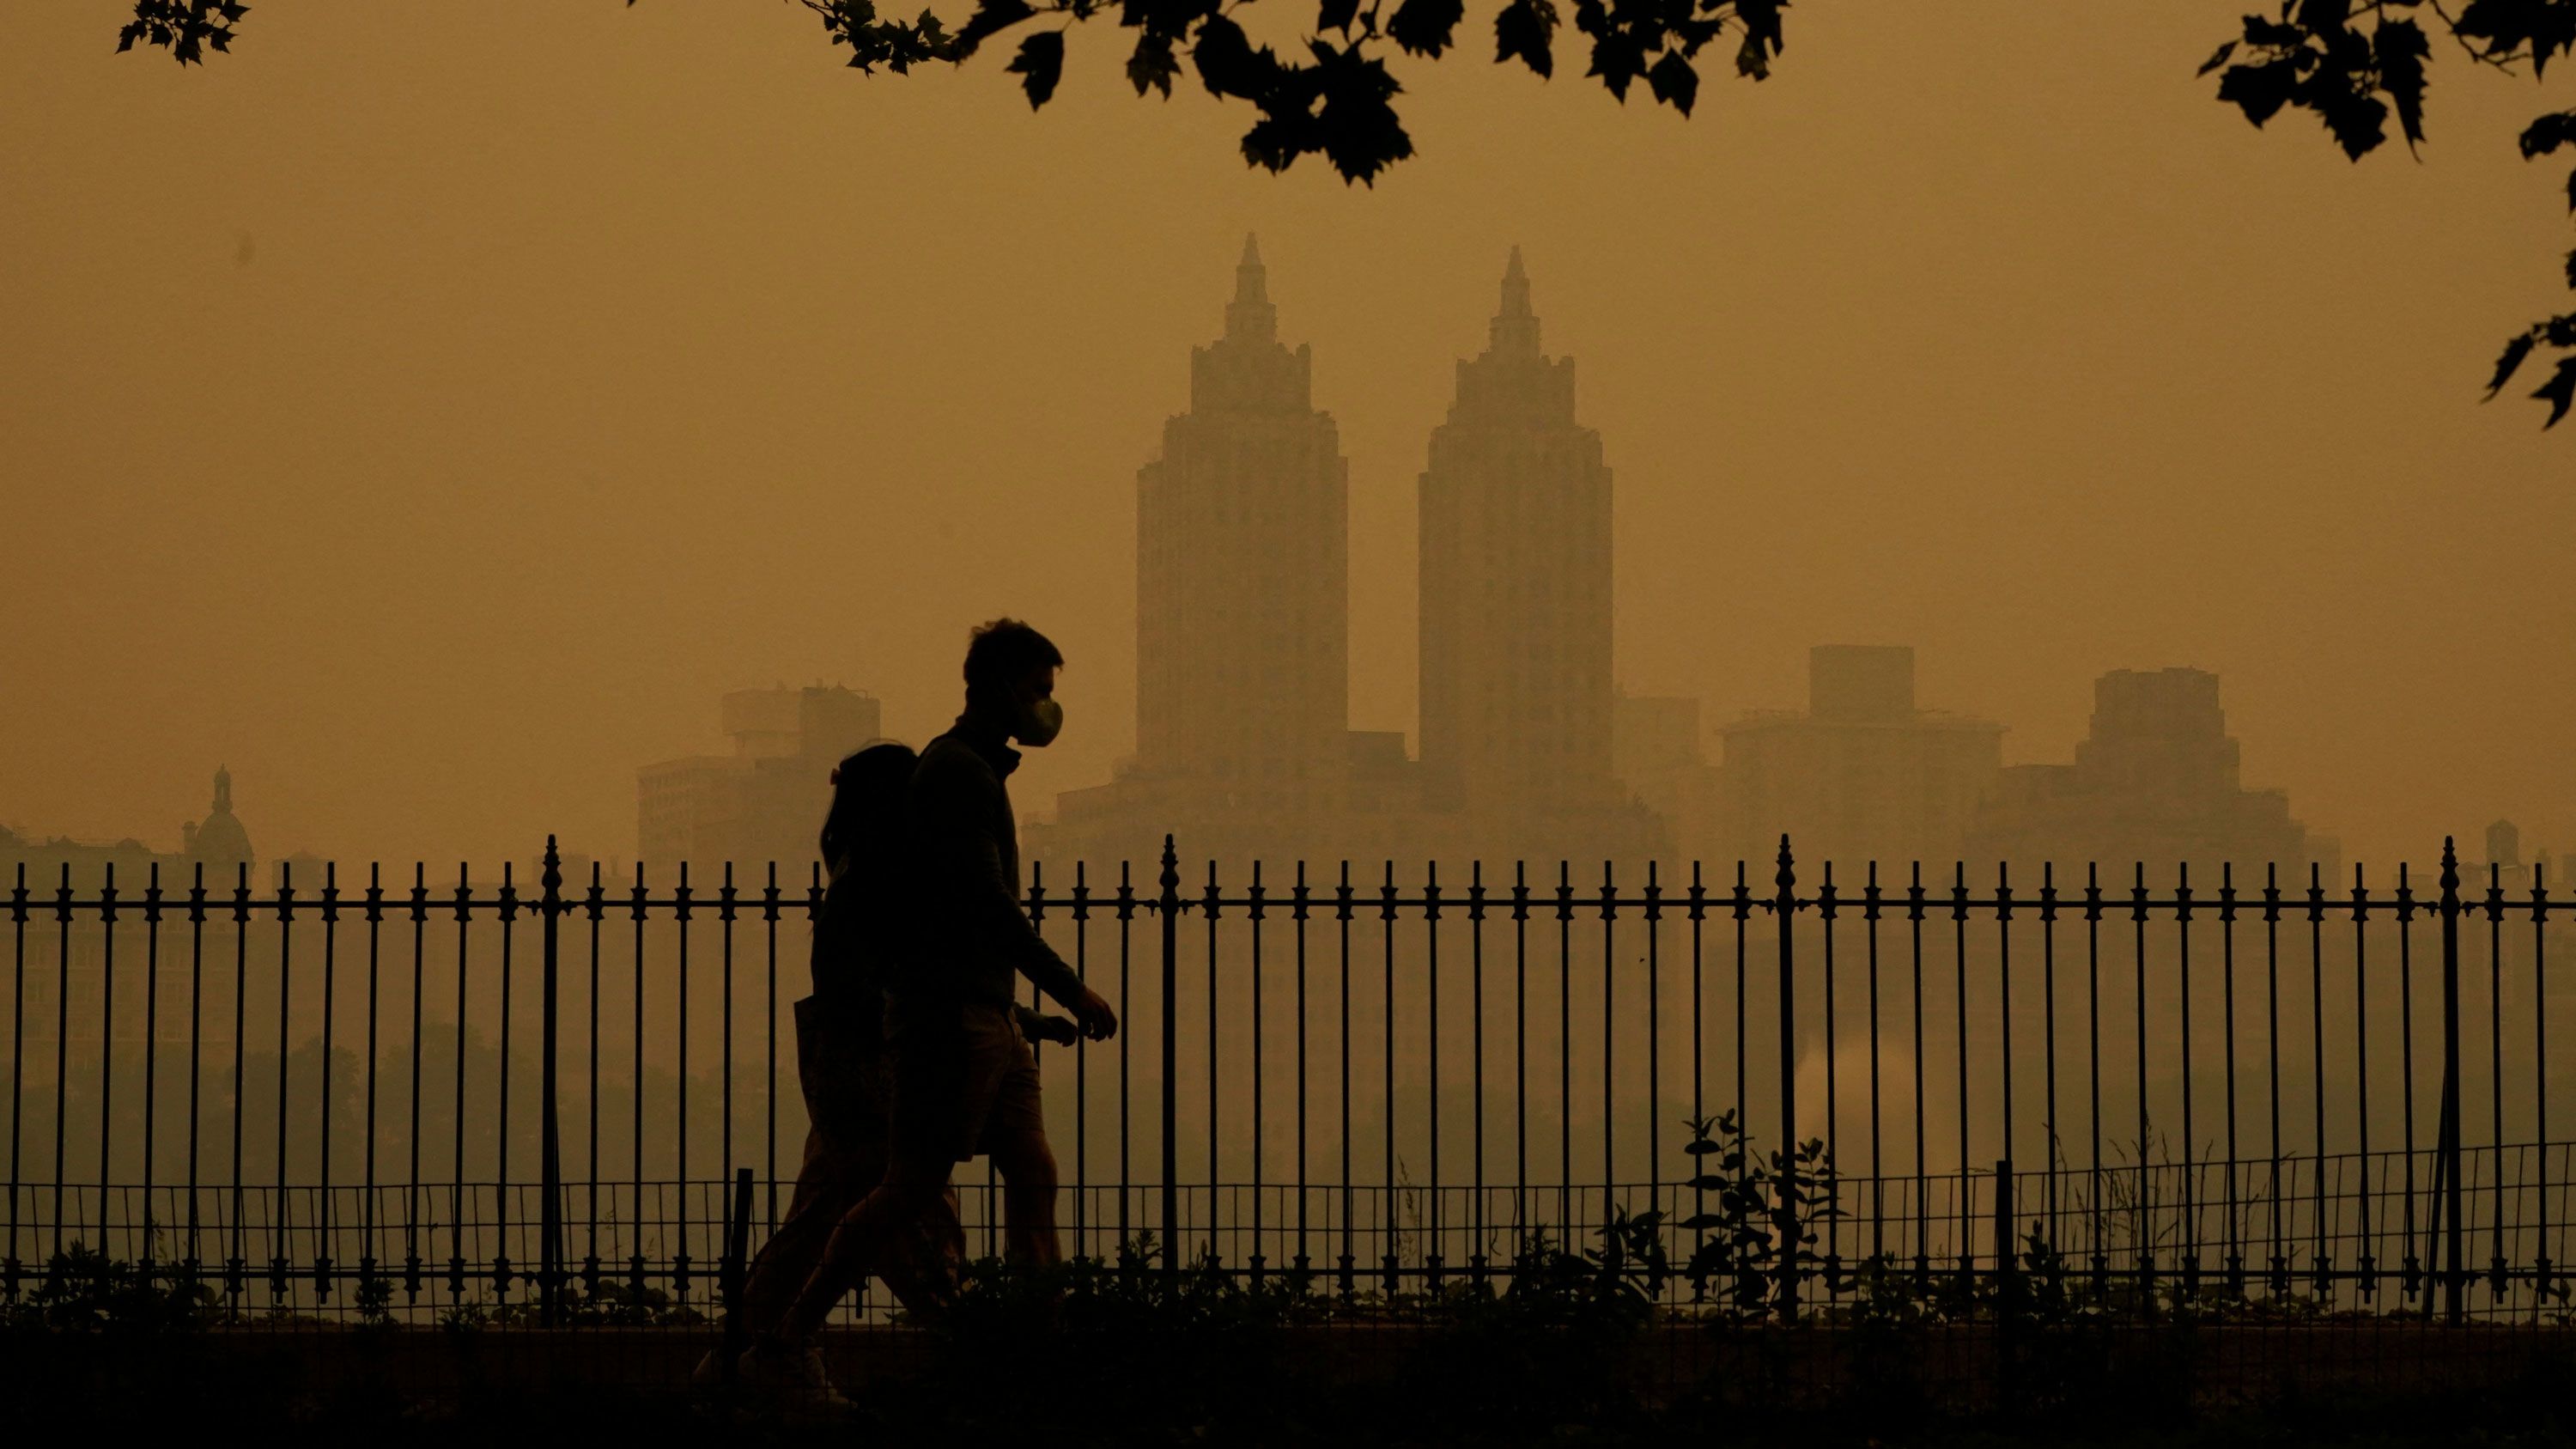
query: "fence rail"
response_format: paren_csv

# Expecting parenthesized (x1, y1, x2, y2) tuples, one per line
(3, 835, 2568, 1327)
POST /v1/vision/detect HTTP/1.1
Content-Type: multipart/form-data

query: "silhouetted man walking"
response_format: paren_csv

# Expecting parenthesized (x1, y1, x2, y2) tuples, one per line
(775, 618, 1115, 1375)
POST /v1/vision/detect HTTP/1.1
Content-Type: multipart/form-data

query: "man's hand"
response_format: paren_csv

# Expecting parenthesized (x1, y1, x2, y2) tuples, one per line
(1023, 1013, 1082, 1047)
(1069, 985, 1118, 1041)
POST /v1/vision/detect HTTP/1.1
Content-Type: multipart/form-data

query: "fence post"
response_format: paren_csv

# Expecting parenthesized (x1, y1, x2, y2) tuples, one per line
(1775, 834, 1799, 1322)
(539, 837, 564, 1328)
(1159, 835, 1181, 1283)
(2437, 837, 2465, 1328)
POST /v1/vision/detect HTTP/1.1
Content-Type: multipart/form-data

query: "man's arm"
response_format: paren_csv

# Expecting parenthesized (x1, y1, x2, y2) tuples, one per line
(917, 750, 1088, 1010)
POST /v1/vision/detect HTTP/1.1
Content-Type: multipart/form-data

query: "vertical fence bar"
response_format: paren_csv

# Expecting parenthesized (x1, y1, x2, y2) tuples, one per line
(1158, 836, 1179, 1281)
(586, 862, 605, 1295)
(2084, 865, 2103, 1294)
(1249, 861, 1267, 1279)
(1557, 863, 1573, 1239)
(449, 866, 470, 1300)
(764, 864, 781, 1234)
(628, 864, 647, 1299)
(1204, 860, 1223, 1269)
(1954, 863, 1973, 1275)
(2130, 864, 2150, 1294)
(1691, 861, 1710, 1269)
(99, 862, 117, 1258)
(2439, 837, 2466, 1325)
(1206, 860, 1223, 1269)
(362, 865, 384, 1296)
(5, 864, 21, 1295)
(1120, 862, 1136, 1257)
(676, 861, 695, 1299)
(2177, 863, 2196, 1294)
(1866, 863, 1885, 1262)
(1382, 861, 1399, 1291)
(2221, 864, 2242, 1295)
(1425, 862, 1442, 1283)
(2264, 864, 2285, 1297)
(142, 865, 161, 1271)
(405, 867, 425, 1302)
(539, 837, 564, 1326)
(2398, 865, 2420, 1306)
(2353, 864, 2375, 1297)
(270, 864, 292, 1300)
(2484, 861, 2506, 1297)
(1912, 863, 1930, 1286)
(186, 865, 207, 1281)
(1294, 863, 1310, 1279)
(318, 862, 337, 1296)
(1644, 861, 1662, 1255)
(2308, 864, 2329, 1295)
(1997, 862, 2015, 1244)
(1819, 861, 1838, 1286)
(1600, 860, 1616, 1234)
(1774, 836, 1797, 1320)
(1073, 862, 1092, 1259)
(1470, 862, 1487, 1278)
(228, 865, 246, 1302)
(2533, 861, 2552, 1300)
(1514, 863, 1530, 1249)
(1336, 861, 1353, 1294)
(718, 862, 735, 1280)
(2038, 863, 2057, 1251)
(496, 864, 515, 1296)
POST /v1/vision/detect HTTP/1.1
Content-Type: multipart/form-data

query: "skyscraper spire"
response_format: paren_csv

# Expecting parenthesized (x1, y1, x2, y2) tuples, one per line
(1226, 232, 1277, 344)
(1489, 246, 1540, 355)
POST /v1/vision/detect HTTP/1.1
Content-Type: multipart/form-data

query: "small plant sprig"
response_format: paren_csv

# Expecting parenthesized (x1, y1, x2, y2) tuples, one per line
(1674, 1110, 1843, 1318)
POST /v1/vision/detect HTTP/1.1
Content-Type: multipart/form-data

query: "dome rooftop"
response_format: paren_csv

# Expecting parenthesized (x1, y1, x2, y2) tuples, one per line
(187, 765, 254, 874)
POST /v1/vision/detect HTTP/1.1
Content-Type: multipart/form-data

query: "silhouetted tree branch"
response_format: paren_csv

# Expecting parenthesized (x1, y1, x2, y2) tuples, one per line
(2198, 1, 2576, 424)
(117, 0, 2576, 427)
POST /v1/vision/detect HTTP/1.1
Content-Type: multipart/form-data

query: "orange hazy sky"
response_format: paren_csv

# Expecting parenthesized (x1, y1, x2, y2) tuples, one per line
(3, 1, 2569, 871)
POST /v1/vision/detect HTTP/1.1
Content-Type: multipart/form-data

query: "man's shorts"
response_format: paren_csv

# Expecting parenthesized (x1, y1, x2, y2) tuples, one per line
(887, 999, 1043, 1167)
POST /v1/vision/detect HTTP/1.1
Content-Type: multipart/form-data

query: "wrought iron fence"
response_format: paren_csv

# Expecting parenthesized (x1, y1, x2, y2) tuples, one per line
(3, 835, 2567, 1328)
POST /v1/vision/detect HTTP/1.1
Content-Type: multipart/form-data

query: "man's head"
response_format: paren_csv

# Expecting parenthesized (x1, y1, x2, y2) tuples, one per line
(963, 618, 1065, 747)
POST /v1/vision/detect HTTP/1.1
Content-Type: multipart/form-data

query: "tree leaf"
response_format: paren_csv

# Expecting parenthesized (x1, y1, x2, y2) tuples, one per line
(1735, 28, 1771, 79)
(957, 0, 1036, 54)
(1587, 29, 1647, 100)
(1315, 0, 1361, 33)
(1388, 0, 1463, 57)
(2531, 356, 2576, 428)
(1314, 47, 1414, 183)
(2373, 17, 2427, 147)
(1493, 0, 1558, 76)
(1127, 31, 1180, 96)
(2196, 38, 2239, 76)
(1193, 14, 1271, 99)
(1646, 50, 1698, 115)
(1007, 30, 1065, 107)
(2522, 109, 2576, 159)
(2485, 332, 2538, 397)
(2304, 71, 2388, 159)
(2216, 58, 2300, 127)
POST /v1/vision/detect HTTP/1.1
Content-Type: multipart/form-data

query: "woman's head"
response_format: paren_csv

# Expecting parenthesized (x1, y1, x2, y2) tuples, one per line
(818, 740, 918, 870)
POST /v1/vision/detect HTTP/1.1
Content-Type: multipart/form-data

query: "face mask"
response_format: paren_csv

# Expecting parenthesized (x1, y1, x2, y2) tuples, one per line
(1017, 696, 1064, 748)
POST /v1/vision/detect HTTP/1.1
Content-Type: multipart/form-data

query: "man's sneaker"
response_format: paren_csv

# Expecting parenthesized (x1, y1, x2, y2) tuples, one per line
(736, 1339, 851, 1409)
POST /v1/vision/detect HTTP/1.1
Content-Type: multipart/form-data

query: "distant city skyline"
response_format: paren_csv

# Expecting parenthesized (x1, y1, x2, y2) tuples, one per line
(6, 9, 2568, 870)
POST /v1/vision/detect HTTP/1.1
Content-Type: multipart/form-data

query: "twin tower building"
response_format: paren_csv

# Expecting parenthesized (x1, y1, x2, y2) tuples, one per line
(1032, 238, 1663, 874)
